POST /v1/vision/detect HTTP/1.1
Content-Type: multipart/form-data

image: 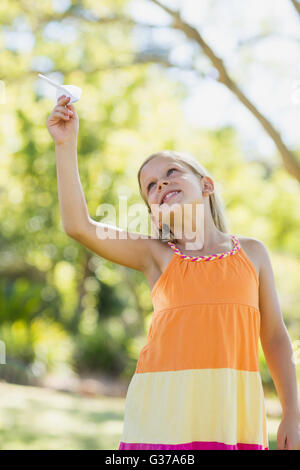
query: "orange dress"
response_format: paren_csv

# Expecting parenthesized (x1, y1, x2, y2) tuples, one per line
(119, 234, 269, 450)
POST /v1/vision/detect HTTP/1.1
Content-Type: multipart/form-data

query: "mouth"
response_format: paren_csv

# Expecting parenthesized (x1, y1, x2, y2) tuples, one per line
(160, 190, 182, 205)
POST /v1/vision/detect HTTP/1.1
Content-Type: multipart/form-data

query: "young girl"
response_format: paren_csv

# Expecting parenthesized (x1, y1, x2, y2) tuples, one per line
(46, 95, 300, 451)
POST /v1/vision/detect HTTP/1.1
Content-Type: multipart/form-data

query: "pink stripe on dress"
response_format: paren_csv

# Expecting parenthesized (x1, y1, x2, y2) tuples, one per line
(119, 441, 268, 450)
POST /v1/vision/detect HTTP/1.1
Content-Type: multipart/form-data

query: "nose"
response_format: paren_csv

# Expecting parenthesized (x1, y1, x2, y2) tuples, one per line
(158, 180, 169, 192)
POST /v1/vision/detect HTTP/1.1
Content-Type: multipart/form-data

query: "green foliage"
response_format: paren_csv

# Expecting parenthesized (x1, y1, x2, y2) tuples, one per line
(0, 317, 74, 384)
(0, 0, 299, 395)
(73, 323, 128, 376)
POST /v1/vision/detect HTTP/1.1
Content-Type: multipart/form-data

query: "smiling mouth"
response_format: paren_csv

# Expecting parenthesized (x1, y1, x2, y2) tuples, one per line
(160, 190, 182, 205)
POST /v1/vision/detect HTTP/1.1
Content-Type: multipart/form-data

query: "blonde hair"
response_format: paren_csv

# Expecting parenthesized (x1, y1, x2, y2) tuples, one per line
(137, 150, 230, 243)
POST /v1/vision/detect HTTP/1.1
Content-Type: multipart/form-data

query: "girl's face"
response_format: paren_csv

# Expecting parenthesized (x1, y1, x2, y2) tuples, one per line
(140, 156, 214, 238)
(139, 156, 205, 209)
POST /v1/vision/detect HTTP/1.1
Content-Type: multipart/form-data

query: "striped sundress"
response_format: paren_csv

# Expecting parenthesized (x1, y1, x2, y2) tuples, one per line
(118, 234, 269, 450)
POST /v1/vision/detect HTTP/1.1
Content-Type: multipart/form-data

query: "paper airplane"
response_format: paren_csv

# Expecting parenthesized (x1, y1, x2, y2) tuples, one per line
(38, 73, 82, 104)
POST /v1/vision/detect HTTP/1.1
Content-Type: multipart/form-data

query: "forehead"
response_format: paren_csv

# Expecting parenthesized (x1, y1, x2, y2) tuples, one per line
(140, 156, 183, 186)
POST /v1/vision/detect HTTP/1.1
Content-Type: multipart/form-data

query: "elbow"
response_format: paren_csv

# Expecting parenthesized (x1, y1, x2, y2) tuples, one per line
(64, 226, 82, 239)
(64, 219, 90, 240)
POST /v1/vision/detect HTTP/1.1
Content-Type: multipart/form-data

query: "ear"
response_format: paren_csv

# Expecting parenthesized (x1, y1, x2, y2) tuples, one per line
(202, 176, 214, 196)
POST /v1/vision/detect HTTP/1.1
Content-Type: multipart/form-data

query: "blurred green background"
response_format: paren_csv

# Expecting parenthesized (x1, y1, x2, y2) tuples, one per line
(0, 0, 300, 450)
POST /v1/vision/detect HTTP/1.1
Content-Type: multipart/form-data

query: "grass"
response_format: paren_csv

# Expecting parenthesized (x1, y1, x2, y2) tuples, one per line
(0, 381, 279, 450)
(0, 381, 124, 450)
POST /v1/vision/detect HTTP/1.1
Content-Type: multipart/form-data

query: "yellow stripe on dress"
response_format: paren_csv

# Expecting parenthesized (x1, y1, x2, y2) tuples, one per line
(121, 368, 268, 449)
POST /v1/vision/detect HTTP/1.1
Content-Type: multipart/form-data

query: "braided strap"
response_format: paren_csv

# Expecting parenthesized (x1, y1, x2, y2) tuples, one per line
(167, 235, 241, 262)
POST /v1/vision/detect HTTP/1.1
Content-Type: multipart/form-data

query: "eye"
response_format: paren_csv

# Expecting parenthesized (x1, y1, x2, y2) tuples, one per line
(147, 181, 155, 192)
(147, 168, 178, 192)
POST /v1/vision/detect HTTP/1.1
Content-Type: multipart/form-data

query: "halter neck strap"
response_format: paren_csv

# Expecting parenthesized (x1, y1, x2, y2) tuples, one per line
(167, 234, 241, 262)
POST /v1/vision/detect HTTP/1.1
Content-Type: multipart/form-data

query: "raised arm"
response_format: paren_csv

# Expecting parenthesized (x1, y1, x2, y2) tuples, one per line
(46, 95, 155, 273)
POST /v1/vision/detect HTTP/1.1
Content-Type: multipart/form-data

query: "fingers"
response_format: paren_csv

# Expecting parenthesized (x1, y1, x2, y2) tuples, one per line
(65, 102, 76, 113)
(277, 433, 286, 450)
(285, 438, 291, 450)
(57, 96, 77, 113)
(52, 110, 71, 121)
(56, 95, 76, 114)
(54, 104, 73, 116)
(57, 95, 71, 106)
(52, 102, 73, 122)
(49, 95, 76, 122)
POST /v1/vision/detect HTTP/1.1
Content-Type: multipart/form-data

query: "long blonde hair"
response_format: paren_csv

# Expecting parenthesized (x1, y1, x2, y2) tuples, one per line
(137, 150, 230, 243)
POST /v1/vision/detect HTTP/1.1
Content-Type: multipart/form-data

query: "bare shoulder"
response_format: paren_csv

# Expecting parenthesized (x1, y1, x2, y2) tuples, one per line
(237, 235, 269, 279)
(238, 235, 267, 254)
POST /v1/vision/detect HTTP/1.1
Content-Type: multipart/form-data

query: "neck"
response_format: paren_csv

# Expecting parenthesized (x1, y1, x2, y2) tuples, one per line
(169, 200, 226, 251)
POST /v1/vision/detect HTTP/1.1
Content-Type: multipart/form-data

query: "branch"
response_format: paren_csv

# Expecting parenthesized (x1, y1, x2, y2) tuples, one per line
(290, 0, 300, 16)
(150, 0, 300, 182)
(8, 1, 300, 180)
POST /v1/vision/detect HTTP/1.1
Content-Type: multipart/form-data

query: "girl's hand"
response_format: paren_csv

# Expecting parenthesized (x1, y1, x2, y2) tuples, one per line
(277, 415, 300, 450)
(46, 95, 79, 145)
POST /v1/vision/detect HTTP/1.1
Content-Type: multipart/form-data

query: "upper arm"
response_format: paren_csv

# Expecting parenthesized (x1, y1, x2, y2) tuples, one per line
(66, 217, 156, 273)
(255, 239, 287, 344)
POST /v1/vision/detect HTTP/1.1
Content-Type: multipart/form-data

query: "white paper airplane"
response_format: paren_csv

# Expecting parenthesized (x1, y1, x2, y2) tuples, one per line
(38, 73, 82, 104)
